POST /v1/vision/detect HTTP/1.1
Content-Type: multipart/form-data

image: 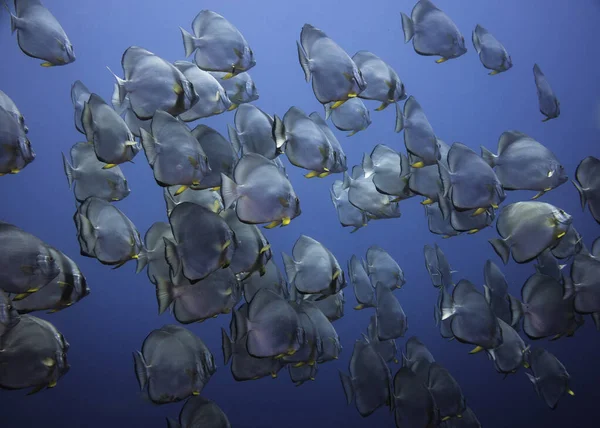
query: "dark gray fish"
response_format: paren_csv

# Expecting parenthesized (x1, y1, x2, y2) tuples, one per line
(472, 25, 512, 75)
(570, 253, 600, 314)
(221, 153, 301, 228)
(426, 363, 466, 421)
(289, 363, 318, 386)
(352, 51, 406, 109)
(174, 61, 231, 121)
(535, 249, 564, 283)
(367, 246, 405, 290)
(367, 145, 413, 199)
(483, 260, 512, 325)
(0, 290, 20, 337)
(70, 81, 90, 134)
(424, 245, 443, 288)
(181, 10, 255, 75)
(409, 162, 443, 205)
(0, 106, 34, 175)
(533, 64, 560, 122)
(439, 407, 481, 428)
(309, 112, 347, 174)
(392, 366, 435, 428)
(489, 201, 572, 264)
(425, 202, 461, 239)
(345, 166, 402, 219)
(439, 142, 505, 213)
(441, 279, 502, 350)
(191, 124, 238, 190)
(164, 187, 223, 217)
(281, 302, 319, 367)
(481, 130, 567, 198)
(339, 336, 392, 417)
(435, 287, 455, 340)
(62, 142, 130, 202)
(109, 46, 199, 119)
(0, 222, 59, 295)
(301, 302, 341, 363)
(445, 201, 495, 234)
(229, 104, 279, 159)
(403, 336, 435, 381)
(573, 156, 600, 224)
(9, 0, 75, 66)
(349, 255, 375, 310)
(526, 348, 573, 409)
(297, 24, 366, 107)
(395, 96, 440, 165)
(164, 202, 234, 283)
(0, 315, 69, 394)
(209, 71, 259, 108)
(486, 318, 529, 375)
(309, 290, 345, 322)
(551, 226, 584, 260)
(401, 0, 467, 63)
(325, 98, 371, 137)
(170, 396, 231, 428)
(375, 283, 408, 340)
(242, 259, 288, 303)
(138, 222, 172, 288)
(367, 315, 398, 363)
(133, 325, 215, 404)
(0, 89, 27, 133)
(330, 179, 369, 232)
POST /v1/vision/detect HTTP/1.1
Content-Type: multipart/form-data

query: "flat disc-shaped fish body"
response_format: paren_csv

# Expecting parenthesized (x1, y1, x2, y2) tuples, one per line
(400, 96, 440, 165)
(445, 280, 502, 349)
(231, 104, 278, 159)
(483, 130, 566, 193)
(425, 202, 460, 238)
(367, 315, 397, 363)
(190, 125, 237, 190)
(409, 163, 443, 202)
(375, 283, 408, 340)
(186, 10, 255, 74)
(533, 64, 560, 121)
(174, 62, 231, 121)
(0, 290, 20, 338)
(426, 363, 466, 421)
(0, 90, 27, 133)
(222, 153, 300, 225)
(424, 245, 443, 288)
(369, 145, 412, 198)
(550, 226, 583, 260)
(118, 95, 152, 138)
(330, 179, 368, 231)
(401, 0, 467, 61)
(527, 348, 571, 409)
(439, 407, 481, 428)
(11, 247, 89, 314)
(298, 24, 366, 105)
(516, 273, 575, 339)
(574, 156, 600, 224)
(177, 396, 231, 428)
(164, 187, 223, 217)
(308, 112, 347, 173)
(392, 366, 435, 428)
(0, 315, 69, 391)
(570, 253, 600, 314)
(403, 336, 435, 381)
(341, 337, 392, 417)
(283, 235, 340, 295)
(326, 98, 371, 136)
(492, 201, 572, 264)
(281, 302, 319, 365)
(434, 244, 454, 291)
(0, 222, 59, 294)
(440, 142, 505, 211)
(242, 259, 288, 303)
(346, 168, 401, 218)
(535, 249, 563, 283)
(222, 331, 284, 381)
(115, 47, 198, 119)
(76, 197, 142, 265)
(367, 246, 405, 290)
(352, 51, 406, 104)
(471, 25, 512, 74)
(141, 111, 209, 188)
(289, 363, 318, 385)
(487, 318, 527, 374)
(142, 222, 173, 285)
(170, 268, 241, 323)
(11, 0, 75, 66)
(63, 142, 130, 202)
(166, 202, 235, 282)
(210, 71, 259, 106)
(0, 106, 34, 174)
(448, 204, 495, 233)
(70, 81, 90, 133)
(349, 255, 375, 308)
(301, 302, 341, 363)
(309, 290, 345, 322)
(221, 208, 270, 279)
(483, 260, 511, 325)
(82, 94, 139, 165)
(160, 325, 216, 380)
(244, 288, 303, 358)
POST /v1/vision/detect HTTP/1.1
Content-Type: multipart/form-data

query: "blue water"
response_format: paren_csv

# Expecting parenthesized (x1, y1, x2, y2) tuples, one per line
(1, 0, 599, 426)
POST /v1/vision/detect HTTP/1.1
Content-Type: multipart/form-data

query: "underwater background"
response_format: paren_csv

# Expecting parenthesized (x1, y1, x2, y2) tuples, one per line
(1, 0, 599, 426)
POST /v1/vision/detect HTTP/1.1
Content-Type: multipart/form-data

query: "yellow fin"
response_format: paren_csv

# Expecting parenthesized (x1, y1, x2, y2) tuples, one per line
(281, 217, 291, 226)
(278, 197, 290, 207)
(192, 391, 200, 396)
(26, 287, 40, 293)
(259, 244, 271, 254)
(40, 62, 54, 67)
(222, 240, 231, 250)
(442, 416, 451, 422)
(471, 207, 486, 216)
(421, 198, 434, 205)
(48, 380, 57, 388)
(318, 171, 330, 178)
(330, 100, 344, 109)
(353, 304, 364, 310)
(173, 83, 183, 95)
(42, 358, 55, 367)
(375, 102, 388, 111)
(264, 221, 280, 229)
(523, 362, 530, 369)
(125, 141, 137, 146)
(211, 186, 221, 191)
(293, 362, 305, 368)
(489, 70, 499, 76)
(227, 104, 238, 111)
(411, 161, 425, 168)
(274, 353, 285, 359)
(10, 169, 20, 174)
(491, 203, 499, 209)
(435, 57, 448, 64)
(187, 156, 199, 168)
(567, 389, 575, 396)
(556, 231, 566, 239)
(12, 293, 28, 301)
(532, 191, 545, 200)
(347, 92, 357, 98)
(174, 185, 188, 196)
(211, 200, 221, 213)
(467, 229, 479, 234)
(102, 163, 117, 169)
(223, 73, 234, 80)
(332, 269, 341, 280)
(305, 171, 319, 179)
(469, 346, 484, 354)
(286, 348, 296, 356)
(271, 372, 278, 378)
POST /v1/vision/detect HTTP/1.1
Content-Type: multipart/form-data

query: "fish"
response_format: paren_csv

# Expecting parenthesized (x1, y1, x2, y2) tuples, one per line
(426, 363, 466, 421)
(409, 162, 444, 205)
(348, 255, 376, 310)
(570, 252, 600, 314)
(70, 80, 90, 134)
(533, 64, 560, 122)
(330, 179, 369, 233)
(401, 0, 467, 63)
(297, 24, 366, 107)
(352, 50, 406, 110)
(486, 319, 529, 374)
(8, 0, 75, 66)
(425, 202, 461, 239)
(366, 145, 413, 200)
(375, 283, 408, 340)
(526, 348, 573, 409)
(190, 124, 238, 190)
(221, 153, 301, 227)
(395, 96, 440, 165)
(228, 104, 279, 159)
(392, 366, 436, 428)
(308, 290, 345, 322)
(551, 226, 584, 260)
(324, 98, 371, 137)
(403, 336, 435, 381)
(489, 201, 572, 264)
(344, 166, 402, 219)
(0, 290, 20, 337)
(164, 187, 223, 217)
(367, 315, 397, 363)
(573, 156, 600, 224)
(481, 130, 567, 198)
(482, 260, 512, 325)
(366, 246, 405, 290)
(209, 71, 259, 108)
(169, 396, 231, 428)
(181, 10, 255, 76)
(242, 258, 288, 303)
(472, 25, 512, 75)
(0, 89, 27, 133)
(0, 105, 35, 175)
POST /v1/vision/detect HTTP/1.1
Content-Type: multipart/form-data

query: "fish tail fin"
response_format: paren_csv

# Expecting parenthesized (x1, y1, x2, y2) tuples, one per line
(221, 328, 233, 364)
(508, 294, 524, 327)
(139, 128, 158, 165)
(282, 252, 297, 284)
(106, 67, 127, 109)
(480, 146, 497, 167)
(437, 162, 452, 198)
(489, 238, 510, 265)
(155, 277, 174, 315)
(394, 102, 404, 133)
(272, 115, 286, 150)
(166, 417, 181, 428)
(163, 237, 182, 279)
(9, 11, 17, 34)
(296, 41, 311, 82)
(571, 180, 587, 210)
(220, 173, 239, 209)
(362, 154, 374, 176)
(61, 152, 75, 188)
(339, 371, 354, 404)
(227, 124, 242, 154)
(132, 351, 149, 390)
(400, 12, 415, 43)
(135, 249, 149, 274)
(324, 103, 332, 120)
(180, 27, 197, 58)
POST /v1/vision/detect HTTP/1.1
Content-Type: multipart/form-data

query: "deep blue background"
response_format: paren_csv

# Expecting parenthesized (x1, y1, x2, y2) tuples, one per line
(1, 1, 599, 427)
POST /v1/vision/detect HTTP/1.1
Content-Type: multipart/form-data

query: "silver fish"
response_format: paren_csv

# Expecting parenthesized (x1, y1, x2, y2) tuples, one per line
(533, 64, 560, 122)
(573, 156, 600, 224)
(330, 179, 369, 233)
(352, 50, 406, 109)
(209, 71, 259, 108)
(228, 104, 279, 159)
(324, 98, 371, 137)
(70, 81, 90, 134)
(472, 25, 512, 75)
(526, 348, 573, 409)
(0, 89, 27, 133)
(395, 96, 440, 166)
